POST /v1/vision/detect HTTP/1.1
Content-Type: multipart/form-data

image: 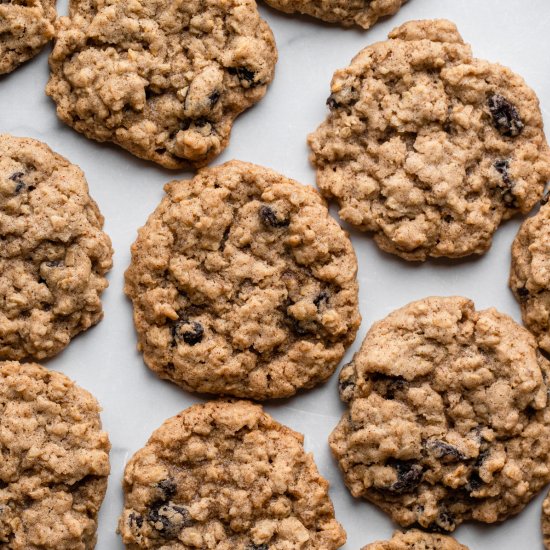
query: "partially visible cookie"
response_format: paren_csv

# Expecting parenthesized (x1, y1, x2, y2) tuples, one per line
(47, 0, 277, 169)
(329, 296, 550, 532)
(263, 0, 406, 29)
(543, 489, 550, 549)
(510, 201, 550, 353)
(0, 0, 56, 74)
(0, 134, 113, 361)
(0, 361, 111, 549)
(118, 400, 346, 549)
(125, 160, 360, 399)
(308, 19, 550, 261)
(362, 530, 468, 550)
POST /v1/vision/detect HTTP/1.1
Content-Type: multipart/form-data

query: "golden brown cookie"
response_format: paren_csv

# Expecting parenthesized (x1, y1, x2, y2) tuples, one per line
(0, 134, 113, 361)
(0, 361, 111, 549)
(46, 0, 277, 169)
(361, 530, 468, 550)
(309, 19, 550, 261)
(125, 161, 360, 399)
(118, 400, 346, 549)
(330, 296, 550, 531)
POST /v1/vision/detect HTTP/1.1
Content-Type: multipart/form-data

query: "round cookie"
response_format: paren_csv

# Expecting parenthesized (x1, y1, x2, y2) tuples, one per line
(510, 201, 550, 353)
(263, 0, 406, 29)
(543, 489, 550, 549)
(0, 0, 56, 75)
(0, 134, 113, 361)
(308, 19, 550, 261)
(0, 361, 111, 549)
(124, 160, 360, 399)
(362, 530, 468, 550)
(118, 400, 346, 549)
(329, 296, 550, 532)
(46, 0, 277, 169)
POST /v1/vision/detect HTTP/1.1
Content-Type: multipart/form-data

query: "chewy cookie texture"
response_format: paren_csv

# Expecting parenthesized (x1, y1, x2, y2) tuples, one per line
(510, 201, 550, 354)
(0, 361, 111, 550)
(330, 296, 550, 532)
(362, 529, 468, 550)
(125, 161, 360, 399)
(118, 400, 346, 549)
(309, 19, 550, 261)
(0, 0, 55, 75)
(263, 0, 406, 29)
(0, 134, 113, 361)
(46, 0, 277, 169)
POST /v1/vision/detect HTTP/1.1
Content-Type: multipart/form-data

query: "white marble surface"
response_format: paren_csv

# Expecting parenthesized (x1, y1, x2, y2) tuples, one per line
(2, 0, 550, 548)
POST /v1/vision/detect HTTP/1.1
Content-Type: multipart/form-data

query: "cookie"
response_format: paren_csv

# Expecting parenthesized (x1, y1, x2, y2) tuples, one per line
(0, 361, 111, 549)
(118, 400, 346, 549)
(510, 201, 550, 353)
(0, 134, 113, 361)
(308, 19, 550, 261)
(46, 0, 277, 169)
(362, 530, 468, 550)
(124, 160, 360, 399)
(263, 0, 406, 29)
(329, 296, 550, 532)
(0, 0, 56, 75)
(543, 489, 550, 549)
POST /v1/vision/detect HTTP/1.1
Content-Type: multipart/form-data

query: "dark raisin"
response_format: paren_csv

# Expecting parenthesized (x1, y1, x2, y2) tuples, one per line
(326, 94, 339, 111)
(384, 460, 423, 494)
(313, 291, 329, 310)
(194, 118, 209, 128)
(248, 545, 269, 550)
(443, 214, 453, 223)
(494, 159, 517, 207)
(46, 260, 62, 268)
(209, 91, 220, 105)
(425, 440, 467, 462)
(9, 171, 26, 193)
(172, 318, 204, 346)
(157, 479, 177, 501)
(517, 286, 529, 300)
(228, 66, 256, 86)
(128, 512, 143, 529)
(466, 471, 483, 492)
(181, 119, 191, 131)
(147, 502, 193, 538)
(487, 94, 524, 137)
(427, 510, 456, 533)
(259, 205, 290, 228)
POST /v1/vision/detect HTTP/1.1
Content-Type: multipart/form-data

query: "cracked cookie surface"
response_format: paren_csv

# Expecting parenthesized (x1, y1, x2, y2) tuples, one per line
(118, 400, 346, 549)
(308, 19, 550, 261)
(46, 0, 277, 169)
(0, 0, 56, 75)
(362, 529, 468, 550)
(125, 161, 360, 399)
(329, 296, 550, 531)
(0, 361, 111, 549)
(263, 0, 406, 29)
(0, 134, 113, 361)
(510, 202, 550, 353)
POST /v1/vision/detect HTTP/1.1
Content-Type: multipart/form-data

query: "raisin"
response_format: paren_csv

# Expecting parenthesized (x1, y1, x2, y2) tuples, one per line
(172, 318, 204, 346)
(384, 460, 423, 494)
(313, 291, 329, 310)
(259, 205, 290, 228)
(326, 94, 339, 110)
(181, 119, 191, 131)
(147, 502, 192, 538)
(466, 471, 483, 492)
(428, 510, 456, 532)
(195, 118, 209, 128)
(128, 512, 143, 529)
(517, 286, 529, 300)
(157, 478, 177, 500)
(248, 545, 269, 550)
(487, 94, 524, 137)
(494, 159, 517, 207)
(425, 440, 467, 462)
(209, 91, 220, 105)
(9, 171, 26, 193)
(228, 66, 257, 86)
(46, 260, 62, 268)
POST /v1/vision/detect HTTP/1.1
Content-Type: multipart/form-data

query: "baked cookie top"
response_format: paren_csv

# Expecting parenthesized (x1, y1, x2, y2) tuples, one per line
(329, 296, 550, 532)
(118, 400, 346, 549)
(263, 0, 406, 29)
(0, 134, 113, 361)
(510, 201, 550, 353)
(0, 0, 56, 75)
(46, 0, 277, 169)
(0, 361, 111, 550)
(308, 19, 550, 261)
(125, 161, 360, 399)
(362, 529, 468, 550)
